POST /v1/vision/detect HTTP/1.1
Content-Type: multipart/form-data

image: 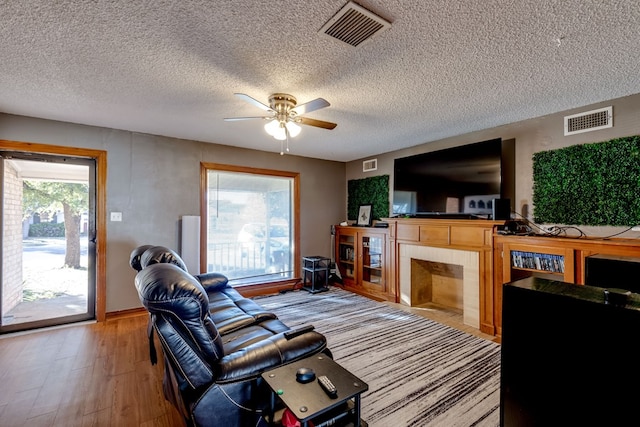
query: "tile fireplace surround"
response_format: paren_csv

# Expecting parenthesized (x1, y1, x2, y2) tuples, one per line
(399, 244, 480, 328)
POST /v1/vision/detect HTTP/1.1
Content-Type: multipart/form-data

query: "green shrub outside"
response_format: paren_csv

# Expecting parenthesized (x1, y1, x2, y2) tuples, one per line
(29, 222, 65, 237)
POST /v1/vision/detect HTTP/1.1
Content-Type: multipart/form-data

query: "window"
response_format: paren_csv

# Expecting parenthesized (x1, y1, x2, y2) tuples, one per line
(201, 163, 298, 284)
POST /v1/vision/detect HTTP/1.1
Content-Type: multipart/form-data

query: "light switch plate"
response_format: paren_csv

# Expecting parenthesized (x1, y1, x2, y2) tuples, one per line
(111, 212, 123, 222)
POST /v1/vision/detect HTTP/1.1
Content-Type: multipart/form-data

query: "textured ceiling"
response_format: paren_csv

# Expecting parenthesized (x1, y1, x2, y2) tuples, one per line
(1, 1, 639, 162)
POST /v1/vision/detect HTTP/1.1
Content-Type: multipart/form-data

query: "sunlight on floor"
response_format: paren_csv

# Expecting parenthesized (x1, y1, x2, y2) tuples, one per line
(2, 237, 88, 325)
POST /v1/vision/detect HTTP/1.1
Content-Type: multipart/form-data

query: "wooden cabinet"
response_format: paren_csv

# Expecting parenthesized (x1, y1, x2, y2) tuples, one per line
(336, 227, 357, 283)
(335, 226, 393, 302)
(493, 234, 640, 339)
(501, 242, 575, 284)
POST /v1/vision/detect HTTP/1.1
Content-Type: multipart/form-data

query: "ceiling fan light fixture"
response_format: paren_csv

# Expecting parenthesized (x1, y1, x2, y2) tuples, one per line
(273, 129, 287, 141)
(266, 121, 287, 140)
(226, 92, 336, 154)
(264, 119, 301, 140)
(285, 121, 301, 138)
(264, 119, 281, 137)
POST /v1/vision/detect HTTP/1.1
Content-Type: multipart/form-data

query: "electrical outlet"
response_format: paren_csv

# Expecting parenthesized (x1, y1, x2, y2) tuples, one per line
(632, 226, 640, 231)
(110, 212, 123, 222)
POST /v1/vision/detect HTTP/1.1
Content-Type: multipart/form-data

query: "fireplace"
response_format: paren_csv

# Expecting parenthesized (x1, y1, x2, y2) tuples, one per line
(399, 244, 480, 328)
(411, 259, 464, 310)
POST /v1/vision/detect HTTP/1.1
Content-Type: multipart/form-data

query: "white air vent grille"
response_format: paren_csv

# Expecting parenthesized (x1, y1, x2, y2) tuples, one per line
(320, 1, 391, 47)
(564, 106, 613, 136)
(363, 158, 377, 172)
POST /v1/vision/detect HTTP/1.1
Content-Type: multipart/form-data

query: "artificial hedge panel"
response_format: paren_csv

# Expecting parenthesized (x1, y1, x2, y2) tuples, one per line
(347, 175, 389, 221)
(532, 135, 640, 226)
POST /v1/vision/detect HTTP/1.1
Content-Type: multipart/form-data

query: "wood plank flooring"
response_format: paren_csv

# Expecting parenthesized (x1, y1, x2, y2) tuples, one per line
(385, 301, 500, 342)
(0, 295, 497, 426)
(0, 314, 183, 427)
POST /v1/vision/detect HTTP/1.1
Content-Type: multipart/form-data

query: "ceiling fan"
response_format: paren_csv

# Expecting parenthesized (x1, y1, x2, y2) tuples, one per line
(224, 93, 337, 155)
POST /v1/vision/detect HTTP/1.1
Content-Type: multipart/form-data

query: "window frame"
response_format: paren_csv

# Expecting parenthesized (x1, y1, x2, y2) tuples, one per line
(200, 162, 300, 289)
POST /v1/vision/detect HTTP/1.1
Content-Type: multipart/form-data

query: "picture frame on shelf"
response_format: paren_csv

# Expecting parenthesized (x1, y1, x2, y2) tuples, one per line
(357, 204, 373, 226)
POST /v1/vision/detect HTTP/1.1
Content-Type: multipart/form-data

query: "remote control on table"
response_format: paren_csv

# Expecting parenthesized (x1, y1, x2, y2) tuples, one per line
(317, 375, 338, 398)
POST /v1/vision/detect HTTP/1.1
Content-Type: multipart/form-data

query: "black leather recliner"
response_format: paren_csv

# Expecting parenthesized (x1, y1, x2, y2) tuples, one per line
(132, 245, 330, 426)
(131, 245, 279, 335)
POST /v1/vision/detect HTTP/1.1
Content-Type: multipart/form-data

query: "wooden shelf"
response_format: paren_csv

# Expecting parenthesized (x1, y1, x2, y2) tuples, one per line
(493, 233, 640, 339)
(512, 267, 563, 275)
(335, 225, 392, 302)
(338, 220, 640, 339)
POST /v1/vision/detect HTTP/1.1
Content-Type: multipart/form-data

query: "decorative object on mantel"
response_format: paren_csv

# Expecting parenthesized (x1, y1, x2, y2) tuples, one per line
(348, 175, 389, 222)
(532, 135, 640, 226)
(224, 93, 337, 155)
(356, 204, 373, 226)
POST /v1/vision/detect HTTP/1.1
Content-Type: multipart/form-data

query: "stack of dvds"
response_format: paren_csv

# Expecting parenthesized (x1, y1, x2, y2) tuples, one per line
(511, 251, 565, 273)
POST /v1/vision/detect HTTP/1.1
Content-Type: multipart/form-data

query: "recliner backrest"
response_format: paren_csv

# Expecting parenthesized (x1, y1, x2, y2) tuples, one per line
(140, 245, 188, 271)
(135, 262, 224, 389)
(129, 244, 154, 272)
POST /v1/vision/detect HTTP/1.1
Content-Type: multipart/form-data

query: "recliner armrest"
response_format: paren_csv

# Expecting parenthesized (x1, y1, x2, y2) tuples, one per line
(234, 297, 277, 322)
(216, 331, 328, 383)
(195, 272, 229, 292)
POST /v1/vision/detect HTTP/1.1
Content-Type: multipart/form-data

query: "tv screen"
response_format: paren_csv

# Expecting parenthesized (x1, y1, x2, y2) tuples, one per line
(392, 138, 514, 218)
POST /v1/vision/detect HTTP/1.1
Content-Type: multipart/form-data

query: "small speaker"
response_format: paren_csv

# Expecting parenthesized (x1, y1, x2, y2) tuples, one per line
(492, 198, 511, 220)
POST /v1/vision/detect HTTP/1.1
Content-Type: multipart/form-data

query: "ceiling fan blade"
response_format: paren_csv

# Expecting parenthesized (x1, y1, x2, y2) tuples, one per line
(297, 116, 337, 130)
(291, 98, 330, 115)
(234, 93, 273, 112)
(223, 116, 271, 121)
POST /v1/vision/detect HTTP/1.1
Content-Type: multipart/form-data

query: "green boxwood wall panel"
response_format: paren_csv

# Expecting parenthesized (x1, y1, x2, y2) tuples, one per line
(347, 175, 389, 221)
(532, 135, 640, 226)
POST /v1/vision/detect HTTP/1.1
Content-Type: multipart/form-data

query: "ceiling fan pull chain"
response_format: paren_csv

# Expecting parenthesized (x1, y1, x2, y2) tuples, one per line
(280, 121, 286, 155)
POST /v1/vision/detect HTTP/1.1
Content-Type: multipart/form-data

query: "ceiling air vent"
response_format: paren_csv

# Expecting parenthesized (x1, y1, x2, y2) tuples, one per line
(363, 158, 377, 172)
(320, 1, 391, 47)
(564, 106, 613, 136)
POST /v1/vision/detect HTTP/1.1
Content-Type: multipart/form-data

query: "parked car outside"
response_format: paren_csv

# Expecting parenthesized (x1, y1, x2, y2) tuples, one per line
(237, 222, 290, 272)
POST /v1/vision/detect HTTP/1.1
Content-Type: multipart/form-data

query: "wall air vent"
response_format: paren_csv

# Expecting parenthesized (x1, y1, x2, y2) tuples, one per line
(320, 1, 391, 47)
(363, 158, 377, 172)
(564, 106, 613, 136)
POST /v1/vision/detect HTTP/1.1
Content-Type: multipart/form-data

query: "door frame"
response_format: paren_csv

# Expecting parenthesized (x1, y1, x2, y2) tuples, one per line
(0, 140, 107, 321)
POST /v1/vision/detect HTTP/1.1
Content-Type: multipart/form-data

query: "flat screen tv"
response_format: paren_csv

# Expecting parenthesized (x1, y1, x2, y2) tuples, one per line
(392, 138, 515, 218)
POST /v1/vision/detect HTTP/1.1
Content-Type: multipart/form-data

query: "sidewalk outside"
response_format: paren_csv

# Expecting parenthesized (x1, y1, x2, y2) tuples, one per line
(2, 237, 88, 325)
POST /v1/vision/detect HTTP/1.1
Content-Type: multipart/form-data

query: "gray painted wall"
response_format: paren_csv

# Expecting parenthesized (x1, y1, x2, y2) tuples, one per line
(4, 92, 639, 312)
(0, 114, 346, 312)
(346, 92, 640, 238)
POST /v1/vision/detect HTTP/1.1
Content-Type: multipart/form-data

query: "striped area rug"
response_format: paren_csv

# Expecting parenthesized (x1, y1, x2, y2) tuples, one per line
(255, 287, 501, 427)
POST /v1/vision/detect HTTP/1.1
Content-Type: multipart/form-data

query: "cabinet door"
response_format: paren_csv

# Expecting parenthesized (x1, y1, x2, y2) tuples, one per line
(337, 230, 357, 285)
(361, 232, 386, 292)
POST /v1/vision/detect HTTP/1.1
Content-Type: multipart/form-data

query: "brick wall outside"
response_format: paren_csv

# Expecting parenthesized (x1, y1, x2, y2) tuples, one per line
(3, 162, 24, 314)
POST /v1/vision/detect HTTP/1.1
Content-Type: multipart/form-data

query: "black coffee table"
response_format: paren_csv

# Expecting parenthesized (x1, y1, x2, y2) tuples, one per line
(262, 354, 368, 427)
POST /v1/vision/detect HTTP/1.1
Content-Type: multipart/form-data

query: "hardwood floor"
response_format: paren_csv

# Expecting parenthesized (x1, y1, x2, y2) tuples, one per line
(0, 314, 183, 427)
(0, 294, 498, 426)
(384, 301, 500, 342)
